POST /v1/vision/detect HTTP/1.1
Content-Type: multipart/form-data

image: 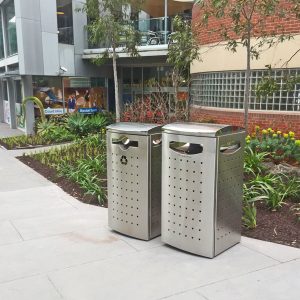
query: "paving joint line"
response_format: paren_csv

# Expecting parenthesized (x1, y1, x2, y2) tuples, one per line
(156, 257, 282, 300)
(47, 275, 65, 299)
(9, 220, 25, 241)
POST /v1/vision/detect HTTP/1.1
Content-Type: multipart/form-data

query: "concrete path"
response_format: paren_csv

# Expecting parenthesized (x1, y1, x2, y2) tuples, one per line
(0, 148, 299, 300)
(0, 123, 24, 138)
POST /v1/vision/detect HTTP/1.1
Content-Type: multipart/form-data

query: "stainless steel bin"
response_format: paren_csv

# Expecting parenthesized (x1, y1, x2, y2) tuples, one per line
(107, 123, 162, 240)
(161, 123, 246, 257)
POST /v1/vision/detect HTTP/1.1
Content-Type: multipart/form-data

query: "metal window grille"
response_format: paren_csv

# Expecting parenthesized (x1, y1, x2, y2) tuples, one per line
(191, 69, 300, 112)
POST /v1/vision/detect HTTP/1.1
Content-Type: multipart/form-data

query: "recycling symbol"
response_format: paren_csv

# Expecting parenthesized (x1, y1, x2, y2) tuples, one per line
(120, 155, 128, 165)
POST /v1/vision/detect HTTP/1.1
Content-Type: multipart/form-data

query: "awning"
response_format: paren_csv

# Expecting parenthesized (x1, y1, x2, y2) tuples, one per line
(142, 0, 194, 18)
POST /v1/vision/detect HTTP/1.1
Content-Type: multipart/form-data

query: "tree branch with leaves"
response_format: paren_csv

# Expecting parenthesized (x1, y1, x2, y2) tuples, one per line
(79, 0, 143, 122)
(167, 16, 200, 120)
(195, 0, 297, 131)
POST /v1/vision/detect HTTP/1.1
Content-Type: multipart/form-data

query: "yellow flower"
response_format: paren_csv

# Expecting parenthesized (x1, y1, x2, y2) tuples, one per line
(267, 128, 273, 132)
(272, 134, 277, 138)
(295, 140, 300, 146)
(246, 139, 251, 144)
(277, 131, 282, 135)
(251, 133, 256, 138)
(262, 129, 268, 135)
(283, 133, 289, 139)
(246, 135, 251, 140)
(289, 131, 295, 138)
(255, 125, 260, 131)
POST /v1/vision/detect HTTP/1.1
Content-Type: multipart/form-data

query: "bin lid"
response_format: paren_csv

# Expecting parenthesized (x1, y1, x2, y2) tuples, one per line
(107, 122, 162, 135)
(162, 122, 245, 137)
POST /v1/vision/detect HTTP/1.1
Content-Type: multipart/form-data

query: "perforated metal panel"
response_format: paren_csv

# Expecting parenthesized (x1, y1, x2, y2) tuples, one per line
(161, 123, 245, 258)
(107, 125, 162, 241)
(215, 132, 245, 255)
(161, 133, 217, 258)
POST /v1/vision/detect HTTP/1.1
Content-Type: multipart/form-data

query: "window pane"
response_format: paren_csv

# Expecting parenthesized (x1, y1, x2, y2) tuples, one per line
(57, 0, 74, 45)
(5, 0, 18, 56)
(0, 12, 4, 59)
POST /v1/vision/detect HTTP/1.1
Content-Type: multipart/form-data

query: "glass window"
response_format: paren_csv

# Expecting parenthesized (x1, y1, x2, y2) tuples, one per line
(57, 0, 74, 45)
(4, 0, 18, 56)
(3, 81, 8, 100)
(33, 76, 64, 116)
(15, 80, 22, 103)
(63, 77, 108, 111)
(0, 12, 4, 59)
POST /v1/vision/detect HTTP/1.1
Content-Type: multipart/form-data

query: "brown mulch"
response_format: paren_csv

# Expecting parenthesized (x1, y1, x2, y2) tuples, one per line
(18, 156, 105, 207)
(242, 201, 300, 248)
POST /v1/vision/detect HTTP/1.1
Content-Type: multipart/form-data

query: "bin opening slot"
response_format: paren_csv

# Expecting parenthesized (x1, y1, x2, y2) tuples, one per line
(169, 142, 203, 155)
(153, 139, 162, 146)
(112, 136, 138, 150)
(220, 142, 241, 154)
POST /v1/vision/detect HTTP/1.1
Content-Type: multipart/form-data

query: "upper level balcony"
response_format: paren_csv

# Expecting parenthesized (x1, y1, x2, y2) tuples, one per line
(83, 0, 193, 59)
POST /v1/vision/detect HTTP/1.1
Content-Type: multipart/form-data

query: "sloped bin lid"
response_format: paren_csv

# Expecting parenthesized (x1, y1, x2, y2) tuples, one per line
(107, 122, 162, 136)
(162, 122, 245, 137)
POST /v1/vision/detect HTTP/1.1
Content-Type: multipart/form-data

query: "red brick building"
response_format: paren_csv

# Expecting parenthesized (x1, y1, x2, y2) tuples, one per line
(190, 1, 300, 136)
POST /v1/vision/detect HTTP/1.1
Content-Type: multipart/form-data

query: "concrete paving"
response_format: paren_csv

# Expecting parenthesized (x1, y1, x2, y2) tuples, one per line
(0, 147, 299, 300)
(0, 123, 24, 138)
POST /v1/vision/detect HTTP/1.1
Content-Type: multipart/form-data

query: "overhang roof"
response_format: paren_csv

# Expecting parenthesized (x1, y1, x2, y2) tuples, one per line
(142, 0, 194, 17)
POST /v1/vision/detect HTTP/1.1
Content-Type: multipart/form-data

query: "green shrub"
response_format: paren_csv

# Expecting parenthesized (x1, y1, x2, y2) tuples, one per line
(67, 113, 110, 137)
(28, 134, 107, 205)
(244, 147, 268, 176)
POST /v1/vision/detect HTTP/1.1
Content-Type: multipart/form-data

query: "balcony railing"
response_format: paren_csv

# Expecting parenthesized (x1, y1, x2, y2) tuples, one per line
(86, 16, 178, 49)
(135, 17, 172, 46)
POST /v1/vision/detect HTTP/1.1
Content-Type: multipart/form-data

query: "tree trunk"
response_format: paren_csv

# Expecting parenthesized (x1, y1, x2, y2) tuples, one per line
(244, 25, 251, 132)
(172, 69, 179, 120)
(112, 45, 121, 122)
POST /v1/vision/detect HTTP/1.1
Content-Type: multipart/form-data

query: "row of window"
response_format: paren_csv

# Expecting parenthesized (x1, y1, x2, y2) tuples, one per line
(191, 69, 300, 112)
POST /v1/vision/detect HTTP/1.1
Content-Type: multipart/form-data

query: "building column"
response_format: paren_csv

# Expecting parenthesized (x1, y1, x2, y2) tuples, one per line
(21, 75, 34, 135)
(0, 81, 4, 123)
(7, 78, 16, 129)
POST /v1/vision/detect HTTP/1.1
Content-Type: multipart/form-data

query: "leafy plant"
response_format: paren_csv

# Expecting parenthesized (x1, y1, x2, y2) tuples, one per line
(27, 134, 107, 205)
(242, 183, 268, 229)
(244, 146, 268, 176)
(67, 113, 90, 136)
(277, 175, 300, 203)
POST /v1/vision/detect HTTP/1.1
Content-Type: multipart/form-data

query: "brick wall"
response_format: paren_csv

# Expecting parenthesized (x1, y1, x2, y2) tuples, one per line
(193, 1, 300, 45)
(190, 106, 300, 137)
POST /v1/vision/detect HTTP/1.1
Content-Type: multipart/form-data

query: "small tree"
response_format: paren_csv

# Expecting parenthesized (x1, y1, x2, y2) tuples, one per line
(167, 16, 200, 120)
(195, 0, 296, 131)
(81, 0, 143, 122)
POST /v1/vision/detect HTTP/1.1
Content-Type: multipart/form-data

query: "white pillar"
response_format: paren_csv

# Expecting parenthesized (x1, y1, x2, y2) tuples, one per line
(7, 79, 16, 129)
(22, 76, 34, 135)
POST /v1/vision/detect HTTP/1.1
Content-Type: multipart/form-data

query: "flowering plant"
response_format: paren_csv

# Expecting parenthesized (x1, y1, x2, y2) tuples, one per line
(246, 127, 300, 164)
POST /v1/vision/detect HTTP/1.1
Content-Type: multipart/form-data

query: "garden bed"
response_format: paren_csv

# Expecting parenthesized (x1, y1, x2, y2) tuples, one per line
(18, 153, 300, 248)
(18, 155, 105, 207)
(242, 201, 300, 248)
(0, 139, 72, 150)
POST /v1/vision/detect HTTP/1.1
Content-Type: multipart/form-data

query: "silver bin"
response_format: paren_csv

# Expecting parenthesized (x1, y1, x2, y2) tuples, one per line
(161, 123, 246, 258)
(107, 123, 162, 240)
